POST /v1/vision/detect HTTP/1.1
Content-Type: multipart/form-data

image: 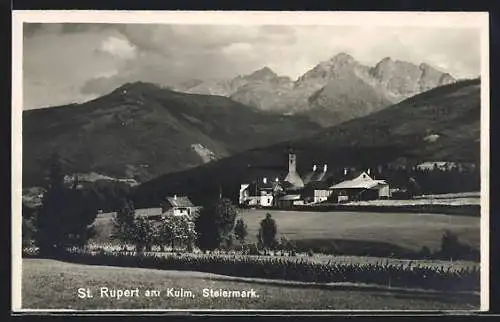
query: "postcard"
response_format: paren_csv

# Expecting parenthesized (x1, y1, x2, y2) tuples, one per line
(11, 10, 490, 313)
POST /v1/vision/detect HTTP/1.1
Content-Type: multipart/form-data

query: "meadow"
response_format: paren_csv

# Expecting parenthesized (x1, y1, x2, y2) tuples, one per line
(21, 258, 479, 310)
(236, 210, 479, 252)
(93, 209, 479, 254)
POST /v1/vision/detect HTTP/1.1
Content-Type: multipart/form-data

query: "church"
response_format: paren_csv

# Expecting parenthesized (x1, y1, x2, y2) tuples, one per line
(238, 152, 333, 208)
(238, 152, 391, 208)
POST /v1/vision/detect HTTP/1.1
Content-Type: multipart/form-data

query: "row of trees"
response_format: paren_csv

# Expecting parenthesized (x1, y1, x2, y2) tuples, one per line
(111, 200, 197, 252)
(111, 196, 279, 254)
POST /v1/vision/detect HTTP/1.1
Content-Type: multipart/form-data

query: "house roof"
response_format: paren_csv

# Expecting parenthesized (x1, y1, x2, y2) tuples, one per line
(243, 181, 283, 196)
(284, 171, 305, 189)
(135, 207, 162, 218)
(165, 196, 195, 208)
(330, 172, 387, 190)
(280, 194, 302, 201)
(305, 180, 331, 190)
(311, 170, 327, 182)
(303, 169, 329, 184)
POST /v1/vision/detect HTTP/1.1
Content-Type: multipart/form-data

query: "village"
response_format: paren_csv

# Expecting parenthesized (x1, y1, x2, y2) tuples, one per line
(238, 152, 391, 208)
(123, 151, 478, 221)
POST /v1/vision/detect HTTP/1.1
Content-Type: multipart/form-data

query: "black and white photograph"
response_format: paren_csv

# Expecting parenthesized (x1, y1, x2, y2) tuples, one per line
(12, 11, 489, 312)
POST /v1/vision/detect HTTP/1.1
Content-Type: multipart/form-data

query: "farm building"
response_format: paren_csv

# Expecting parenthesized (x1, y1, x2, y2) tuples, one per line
(301, 164, 333, 204)
(161, 195, 198, 217)
(329, 171, 390, 203)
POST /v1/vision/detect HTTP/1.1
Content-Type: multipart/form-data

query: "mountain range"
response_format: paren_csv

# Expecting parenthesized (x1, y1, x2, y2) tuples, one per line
(22, 82, 320, 187)
(133, 78, 480, 207)
(171, 53, 456, 126)
(22, 53, 466, 194)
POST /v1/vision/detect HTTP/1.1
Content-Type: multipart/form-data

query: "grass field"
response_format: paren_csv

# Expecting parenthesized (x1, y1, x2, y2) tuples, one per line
(21, 259, 479, 310)
(236, 210, 479, 252)
(93, 210, 479, 253)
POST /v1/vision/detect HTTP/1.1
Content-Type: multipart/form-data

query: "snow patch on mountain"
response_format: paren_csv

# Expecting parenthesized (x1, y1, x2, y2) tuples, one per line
(191, 144, 217, 163)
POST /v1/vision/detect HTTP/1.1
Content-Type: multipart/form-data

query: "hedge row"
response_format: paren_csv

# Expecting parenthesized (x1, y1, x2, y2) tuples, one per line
(23, 248, 479, 292)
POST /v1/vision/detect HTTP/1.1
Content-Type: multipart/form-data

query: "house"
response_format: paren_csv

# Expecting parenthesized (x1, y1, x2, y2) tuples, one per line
(301, 164, 333, 204)
(239, 152, 305, 207)
(329, 171, 390, 203)
(239, 177, 282, 208)
(416, 161, 476, 172)
(278, 194, 302, 208)
(416, 161, 453, 171)
(161, 195, 196, 217)
(303, 181, 332, 204)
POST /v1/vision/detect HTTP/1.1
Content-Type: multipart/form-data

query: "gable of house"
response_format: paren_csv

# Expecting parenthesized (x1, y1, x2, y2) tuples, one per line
(330, 171, 387, 190)
(165, 196, 195, 208)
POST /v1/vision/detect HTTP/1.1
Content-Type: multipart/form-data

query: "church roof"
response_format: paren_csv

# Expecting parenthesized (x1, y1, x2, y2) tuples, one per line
(284, 171, 304, 189)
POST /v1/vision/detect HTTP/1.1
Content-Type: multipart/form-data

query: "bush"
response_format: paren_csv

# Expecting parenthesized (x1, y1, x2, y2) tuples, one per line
(244, 243, 260, 255)
(234, 218, 248, 245)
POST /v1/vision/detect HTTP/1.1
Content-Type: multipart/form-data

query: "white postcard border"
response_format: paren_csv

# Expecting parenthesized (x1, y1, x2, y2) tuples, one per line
(11, 10, 490, 313)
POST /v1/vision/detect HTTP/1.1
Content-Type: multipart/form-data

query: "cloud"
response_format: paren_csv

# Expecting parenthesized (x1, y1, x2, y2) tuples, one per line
(98, 36, 137, 60)
(22, 23, 481, 109)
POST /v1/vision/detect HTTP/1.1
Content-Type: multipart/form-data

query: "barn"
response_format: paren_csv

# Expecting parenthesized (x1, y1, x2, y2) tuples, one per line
(329, 171, 390, 203)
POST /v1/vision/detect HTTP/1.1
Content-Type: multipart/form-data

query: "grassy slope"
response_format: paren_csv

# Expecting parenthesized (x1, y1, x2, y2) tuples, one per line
(133, 79, 481, 207)
(91, 209, 479, 253)
(237, 210, 479, 251)
(22, 82, 320, 187)
(22, 259, 478, 310)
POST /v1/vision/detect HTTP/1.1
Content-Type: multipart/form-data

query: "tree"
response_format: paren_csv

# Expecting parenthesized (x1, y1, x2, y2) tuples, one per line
(131, 216, 155, 253)
(440, 230, 462, 260)
(234, 218, 248, 246)
(195, 197, 238, 251)
(34, 153, 98, 256)
(22, 217, 36, 248)
(258, 213, 277, 250)
(111, 199, 136, 247)
(158, 215, 197, 252)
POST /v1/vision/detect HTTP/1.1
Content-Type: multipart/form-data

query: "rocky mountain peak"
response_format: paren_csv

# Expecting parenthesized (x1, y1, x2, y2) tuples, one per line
(329, 52, 355, 65)
(245, 66, 278, 81)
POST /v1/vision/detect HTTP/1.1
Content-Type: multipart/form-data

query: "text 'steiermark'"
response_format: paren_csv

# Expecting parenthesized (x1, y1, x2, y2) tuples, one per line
(77, 287, 260, 300)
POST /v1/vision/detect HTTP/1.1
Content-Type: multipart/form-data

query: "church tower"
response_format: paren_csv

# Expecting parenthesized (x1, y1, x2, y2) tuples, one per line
(288, 153, 297, 173)
(284, 152, 304, 189)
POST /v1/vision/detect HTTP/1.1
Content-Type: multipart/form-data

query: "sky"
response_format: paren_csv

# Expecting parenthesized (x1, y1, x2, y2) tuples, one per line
(22, 23, 481, 109)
